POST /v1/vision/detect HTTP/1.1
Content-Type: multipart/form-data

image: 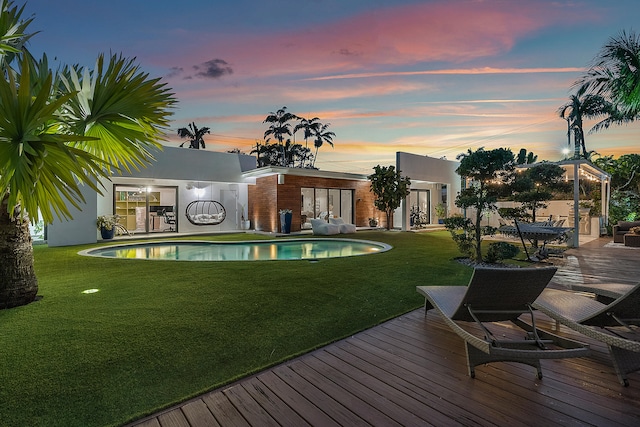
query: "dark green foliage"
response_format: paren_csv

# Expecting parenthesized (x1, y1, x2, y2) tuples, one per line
(443, 215, 497, 261)
(485, 241, 520, 264)
(510, 162, 567, 222)
(594, 154, 640, 227)
(452, 147, 516, 262)
(368, 165, 411, 230)
(516, 148, 538, 164)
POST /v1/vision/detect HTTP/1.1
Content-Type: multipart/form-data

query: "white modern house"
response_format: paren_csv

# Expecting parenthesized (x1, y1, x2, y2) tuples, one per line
(47, 146, 256, 246)
(43, 147, 463, 246)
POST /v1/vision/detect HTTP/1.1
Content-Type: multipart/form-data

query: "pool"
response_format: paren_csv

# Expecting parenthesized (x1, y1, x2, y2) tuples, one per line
(79, 238, 392, 261)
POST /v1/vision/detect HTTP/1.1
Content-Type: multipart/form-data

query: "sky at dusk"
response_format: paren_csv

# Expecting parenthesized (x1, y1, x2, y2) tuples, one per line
(22, 0, 640, 174)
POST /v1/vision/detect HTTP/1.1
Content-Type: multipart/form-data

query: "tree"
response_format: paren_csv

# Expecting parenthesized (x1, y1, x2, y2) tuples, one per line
(511, 163, 567, 223)
(446, 147, 516, 262)
(577, 30, 640, 131)
(557, 93, 611, 159)
(263, 106, 298, 165)
(594, 154, 640, 226)
(368, 165, 411, 230)
(293, 116, 320, 159)
(516, 148, 538, 165)
(0, 1, 175, 309)
(177, 122, 210, 149)
(311, 123, 335, 168)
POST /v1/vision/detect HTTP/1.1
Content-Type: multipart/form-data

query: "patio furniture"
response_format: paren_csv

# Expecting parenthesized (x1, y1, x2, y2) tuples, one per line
(329, 217, 356, 234)
(533, 283, 640, 386)
(624, 233, 640, 247)
(185, 200, 226, 226)
(569, 283, 634, 303)
(161, 209, 176, 231)
(416, 266, 589, 379)
(498, 219, 573, 260)
(310, 219, 340, 235)
(613, 220, 640, 243)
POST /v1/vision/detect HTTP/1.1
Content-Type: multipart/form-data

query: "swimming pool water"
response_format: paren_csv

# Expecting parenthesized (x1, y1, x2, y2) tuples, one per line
(80, 239, 391, 261)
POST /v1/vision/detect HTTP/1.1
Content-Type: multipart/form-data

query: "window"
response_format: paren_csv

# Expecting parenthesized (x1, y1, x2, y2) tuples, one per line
(300, 187, 354, 226)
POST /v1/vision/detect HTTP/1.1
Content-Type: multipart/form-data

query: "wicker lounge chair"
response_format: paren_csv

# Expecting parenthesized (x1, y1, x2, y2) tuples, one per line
(533, 283, 640, 386)
(416, 266, 589, 379)
(568, 283, 635, 303)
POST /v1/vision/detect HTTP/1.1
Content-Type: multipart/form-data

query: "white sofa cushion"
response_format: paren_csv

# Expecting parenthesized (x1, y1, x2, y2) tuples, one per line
(329, 217, 356, 234)
(310, 219, 340, 235)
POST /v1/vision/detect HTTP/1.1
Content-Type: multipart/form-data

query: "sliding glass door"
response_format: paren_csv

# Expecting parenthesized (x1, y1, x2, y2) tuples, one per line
(300, 187, 354, 225)
(114, 185, 177, 233)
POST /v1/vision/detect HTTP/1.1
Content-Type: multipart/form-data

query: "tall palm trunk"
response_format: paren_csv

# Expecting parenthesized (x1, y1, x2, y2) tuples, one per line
(0, 195, 38, 309)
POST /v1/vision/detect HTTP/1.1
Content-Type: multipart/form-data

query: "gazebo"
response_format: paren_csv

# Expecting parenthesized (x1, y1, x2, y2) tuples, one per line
(554, 159, 611, 248)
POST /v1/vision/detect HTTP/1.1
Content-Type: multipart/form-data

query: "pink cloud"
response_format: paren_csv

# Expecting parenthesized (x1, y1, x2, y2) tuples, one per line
(159, 1, 597, 80)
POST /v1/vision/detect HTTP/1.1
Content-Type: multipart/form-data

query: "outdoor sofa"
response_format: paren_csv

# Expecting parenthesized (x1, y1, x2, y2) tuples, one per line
(613, 220, 640, 243)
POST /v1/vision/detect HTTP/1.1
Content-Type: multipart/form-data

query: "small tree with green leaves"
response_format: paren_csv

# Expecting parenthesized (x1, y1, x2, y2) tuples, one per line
(511, 162, 568, 222)
(446, 147, 516, 262)
(368, 165, 411, 230)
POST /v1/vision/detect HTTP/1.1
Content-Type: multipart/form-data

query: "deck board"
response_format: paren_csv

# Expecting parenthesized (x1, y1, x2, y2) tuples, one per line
(129, 237, 640, 427)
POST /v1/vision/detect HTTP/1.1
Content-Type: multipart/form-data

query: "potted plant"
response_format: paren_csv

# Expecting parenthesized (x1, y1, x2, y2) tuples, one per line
(97, 214, 119, 239)
(240, 204, 250, 230)
(435, 203, 447, 224)
(368, 217, 378, 227)
(279, 209, 292, 234)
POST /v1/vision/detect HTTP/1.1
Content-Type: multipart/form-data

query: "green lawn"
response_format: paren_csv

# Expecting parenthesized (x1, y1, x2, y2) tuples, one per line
(0, 231, 471, 427)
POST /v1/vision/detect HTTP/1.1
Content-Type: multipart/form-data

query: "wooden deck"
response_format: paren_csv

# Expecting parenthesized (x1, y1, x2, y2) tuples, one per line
(129, 238, 640, 427)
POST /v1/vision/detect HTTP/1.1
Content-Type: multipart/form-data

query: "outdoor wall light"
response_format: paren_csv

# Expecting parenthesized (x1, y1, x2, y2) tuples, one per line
(194, 188, 205, 197)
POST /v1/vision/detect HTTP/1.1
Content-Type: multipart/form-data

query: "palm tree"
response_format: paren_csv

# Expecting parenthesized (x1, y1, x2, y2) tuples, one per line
(293, 116, 319, 166)
(557, 93, 611, 159)
(263, 106, 298, 166)
(577, 30, 640, 131)
(516, 148, 538, 165)
(0, 1, 175, 309)
(177, 122, 210, 149)
(311, 123, 335, 168)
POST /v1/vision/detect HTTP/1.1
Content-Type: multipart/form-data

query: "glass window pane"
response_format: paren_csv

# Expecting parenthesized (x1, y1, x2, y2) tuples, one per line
(328, 189, 340, 219)
(315, 188, 328, 220)
(341, 190, 353, 222)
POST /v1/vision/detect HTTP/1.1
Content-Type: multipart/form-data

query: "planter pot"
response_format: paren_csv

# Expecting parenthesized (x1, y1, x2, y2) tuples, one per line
(100, 227, 115, 240)
(438, 219, 444, 224)
(280, 212, 292, 234)
(241, 220, 251, 230)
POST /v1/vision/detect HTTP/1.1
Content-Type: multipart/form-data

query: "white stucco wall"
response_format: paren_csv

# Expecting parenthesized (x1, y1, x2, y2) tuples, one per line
(46, 147, 256, 246)
(47, 183, 98, 247)
(395, 152, 461, 230)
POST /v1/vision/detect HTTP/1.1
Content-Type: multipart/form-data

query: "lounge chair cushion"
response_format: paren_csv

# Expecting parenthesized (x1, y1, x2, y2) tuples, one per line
(329, 217, 356, 234)
(310, 219, 340, 235)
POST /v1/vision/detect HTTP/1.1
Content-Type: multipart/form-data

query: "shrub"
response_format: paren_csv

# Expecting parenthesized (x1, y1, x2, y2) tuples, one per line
(485, 241, 520, 263)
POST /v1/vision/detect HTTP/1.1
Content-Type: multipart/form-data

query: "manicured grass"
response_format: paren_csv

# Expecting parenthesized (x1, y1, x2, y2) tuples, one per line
(0, 231, 471, 427)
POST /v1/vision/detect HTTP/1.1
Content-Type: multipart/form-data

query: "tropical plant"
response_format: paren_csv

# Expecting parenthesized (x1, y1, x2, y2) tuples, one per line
(311, 122, 335, 168)
(0, 0, 175, 309)
(448, 147, 516, 262)
(594, 154, 640, 228)
(368, 165, 411, 230)
(177, 122, 210, 149)
(263, 106, 298, 165)
(557, 92, 612, 159)
(516, 148, 538, 165)
(293, 116, 320, 151)
(577, 30, 640, 131)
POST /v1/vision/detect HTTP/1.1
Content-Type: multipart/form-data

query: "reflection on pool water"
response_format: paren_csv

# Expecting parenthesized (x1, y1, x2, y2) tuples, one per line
(80, 239, 392, 261)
